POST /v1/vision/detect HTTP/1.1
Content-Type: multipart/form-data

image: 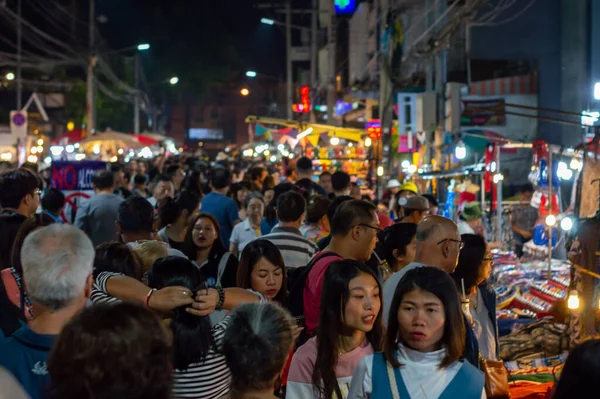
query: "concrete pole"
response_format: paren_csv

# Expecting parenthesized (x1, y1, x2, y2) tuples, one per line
(134, 52, 140, 134)
(326, 0, 336, 124)
(86, 0, 96, 133)
(16, 0, 22, 110)
(286, 0, 293, 120)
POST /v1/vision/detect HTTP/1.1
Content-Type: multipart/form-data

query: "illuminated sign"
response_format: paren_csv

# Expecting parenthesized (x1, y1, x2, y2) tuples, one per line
(366, 119, 382, 139)
(334, 0, 356, 14)
(581, 110, 599, 126)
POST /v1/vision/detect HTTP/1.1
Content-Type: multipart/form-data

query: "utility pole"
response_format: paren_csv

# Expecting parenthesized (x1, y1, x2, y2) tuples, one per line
(379, 0, 394, 185)
(310, 0, 317, 88)
(286, 0, 293, 120)
(134, 52, 140, 134)
(310, 0, 318, 122)
(16, 0, 22, 109)
(326, 0, 336, 124)
(86, 0, 96, 134)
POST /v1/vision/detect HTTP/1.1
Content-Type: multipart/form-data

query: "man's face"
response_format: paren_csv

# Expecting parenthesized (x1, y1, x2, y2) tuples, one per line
(320, 174, 333, 193)
(355, 212, 380, 260)
(154, 181, 174, 201)
(114, 171, 125, 188)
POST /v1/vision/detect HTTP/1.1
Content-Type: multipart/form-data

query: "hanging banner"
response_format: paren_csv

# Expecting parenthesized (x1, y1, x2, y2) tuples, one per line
(307, 134, 320, 148)
(460, 99, 506, 126)
(51, 161, 108, 223)
(255, 124, 269, 137)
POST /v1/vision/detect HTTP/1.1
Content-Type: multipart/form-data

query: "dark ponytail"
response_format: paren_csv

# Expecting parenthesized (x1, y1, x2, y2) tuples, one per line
(158, 191, 200, 229)
(147, 256, 214, 369)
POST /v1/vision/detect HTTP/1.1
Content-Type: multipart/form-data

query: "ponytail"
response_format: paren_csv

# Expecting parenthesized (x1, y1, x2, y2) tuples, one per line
(147, 256, 214, 370)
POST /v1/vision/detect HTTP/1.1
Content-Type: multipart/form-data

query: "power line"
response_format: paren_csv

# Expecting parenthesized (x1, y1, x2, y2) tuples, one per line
(472, 0, 536, 27)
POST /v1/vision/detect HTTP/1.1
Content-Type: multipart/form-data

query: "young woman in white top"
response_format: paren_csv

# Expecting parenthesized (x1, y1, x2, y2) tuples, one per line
(349, 266, 485, 399)
(287, 260, 383, 399)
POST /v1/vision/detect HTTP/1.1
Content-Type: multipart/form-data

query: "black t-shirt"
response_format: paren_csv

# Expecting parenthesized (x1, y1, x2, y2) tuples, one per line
(196, 252, 239, 288)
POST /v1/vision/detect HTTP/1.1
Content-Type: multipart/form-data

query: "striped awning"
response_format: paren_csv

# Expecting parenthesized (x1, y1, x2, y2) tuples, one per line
(469, 74, 537, 96)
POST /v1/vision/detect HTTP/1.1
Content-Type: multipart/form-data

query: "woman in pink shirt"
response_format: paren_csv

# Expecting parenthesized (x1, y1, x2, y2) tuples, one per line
(287, 260, 383, 399)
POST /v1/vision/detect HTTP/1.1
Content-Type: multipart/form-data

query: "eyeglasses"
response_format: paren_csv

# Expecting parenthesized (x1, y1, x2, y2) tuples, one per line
(437, 238, 465, 250)
(34, 189, 42, 196)
(483, 257, 494, 262)
(357, 223, 382, 232)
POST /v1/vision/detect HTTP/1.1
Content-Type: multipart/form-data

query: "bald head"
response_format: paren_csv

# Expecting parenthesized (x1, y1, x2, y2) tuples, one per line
(414, 215, 461, 273)
(416, 215, 459, 243)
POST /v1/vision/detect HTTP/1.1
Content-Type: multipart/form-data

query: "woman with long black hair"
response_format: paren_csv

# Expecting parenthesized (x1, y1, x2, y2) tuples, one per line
(182, 213, 238, 289)
(287, 260, 383, 399)
(157, 191, 200, 251)
(349, 267, 485, 399)
(148, 256, 232, 399)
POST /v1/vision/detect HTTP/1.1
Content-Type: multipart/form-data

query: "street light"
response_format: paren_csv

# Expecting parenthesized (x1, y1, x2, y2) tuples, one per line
(240, 88, 250, 96)
(137, 43, 150, 51)
(246, 71, 257, 78)
(261, 18, 275, 25)
(5, 72, 15, 81)
(169, 77, 179, 85)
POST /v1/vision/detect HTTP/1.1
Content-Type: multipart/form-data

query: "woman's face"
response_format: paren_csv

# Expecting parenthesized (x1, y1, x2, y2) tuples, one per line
(394, 235, 417, 268)
(192, 217, 217, 250)
(397, 288, 445, 353)
(246, 198, 265, 222)
(479, 244, 493, 284)
(263, 189, 275, 205)
(250, 257, 283, 300)
(343, 272, 381, 333)
(237, 188, 250, 204)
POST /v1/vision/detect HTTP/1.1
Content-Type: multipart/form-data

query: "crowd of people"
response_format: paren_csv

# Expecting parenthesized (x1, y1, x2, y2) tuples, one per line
(0, 155, 593, 399)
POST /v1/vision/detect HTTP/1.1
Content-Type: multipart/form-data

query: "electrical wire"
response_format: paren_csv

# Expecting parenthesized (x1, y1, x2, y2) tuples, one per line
(472, 0, 537, 27)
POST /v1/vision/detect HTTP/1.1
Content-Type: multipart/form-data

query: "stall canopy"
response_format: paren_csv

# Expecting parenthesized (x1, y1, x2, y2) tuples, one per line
(78, 131, 152, 151)
(245, 116, 365, 143)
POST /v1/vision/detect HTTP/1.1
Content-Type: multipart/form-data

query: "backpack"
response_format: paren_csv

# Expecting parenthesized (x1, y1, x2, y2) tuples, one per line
(286, 251, 339, 317)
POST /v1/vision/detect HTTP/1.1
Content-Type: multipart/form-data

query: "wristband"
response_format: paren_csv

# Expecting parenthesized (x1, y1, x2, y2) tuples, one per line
(146, 288, 157, 308)
(215, 286, 225, 311)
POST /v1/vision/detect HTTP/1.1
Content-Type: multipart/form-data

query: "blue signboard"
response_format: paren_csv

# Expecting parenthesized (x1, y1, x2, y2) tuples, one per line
(334, 0, 356, 14)
(51, 161, 108, 191)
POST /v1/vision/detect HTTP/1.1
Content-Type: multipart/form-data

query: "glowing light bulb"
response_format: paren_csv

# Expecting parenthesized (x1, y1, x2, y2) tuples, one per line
(568, 291, 580, 310)
(545, 214, 556, 227)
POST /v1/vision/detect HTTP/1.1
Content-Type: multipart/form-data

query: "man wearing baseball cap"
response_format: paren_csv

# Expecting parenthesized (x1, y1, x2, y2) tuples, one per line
(397, 195, 430, 224)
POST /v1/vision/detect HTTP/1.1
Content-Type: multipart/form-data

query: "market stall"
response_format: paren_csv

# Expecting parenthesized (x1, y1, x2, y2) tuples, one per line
(245, 116, 375, 189)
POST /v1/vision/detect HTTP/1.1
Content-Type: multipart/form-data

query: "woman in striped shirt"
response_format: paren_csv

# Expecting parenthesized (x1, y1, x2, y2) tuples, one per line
(148, 256, 232, 399)
(287, 260, 383, 399)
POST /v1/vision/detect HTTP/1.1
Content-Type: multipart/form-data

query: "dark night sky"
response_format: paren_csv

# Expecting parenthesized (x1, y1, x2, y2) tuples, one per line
(96, 0, 294, 94)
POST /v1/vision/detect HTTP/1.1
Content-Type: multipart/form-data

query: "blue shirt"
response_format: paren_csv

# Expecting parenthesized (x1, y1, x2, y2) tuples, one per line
(0, 324, 55, 399)
(200, 192, 240, 248)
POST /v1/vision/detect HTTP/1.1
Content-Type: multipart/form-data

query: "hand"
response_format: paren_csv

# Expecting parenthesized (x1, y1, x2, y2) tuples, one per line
(291, 324, 304, 341)
(186, 288, 219, 317)
(148, 286, 194, 313)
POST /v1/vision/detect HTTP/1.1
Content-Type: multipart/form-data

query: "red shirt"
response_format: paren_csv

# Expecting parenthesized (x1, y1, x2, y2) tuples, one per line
(303, 252, 344, 334)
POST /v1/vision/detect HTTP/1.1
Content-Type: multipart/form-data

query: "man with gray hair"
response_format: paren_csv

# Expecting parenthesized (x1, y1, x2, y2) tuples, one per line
(0, 224, 94, 399)
(382, 215, 462, 325)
